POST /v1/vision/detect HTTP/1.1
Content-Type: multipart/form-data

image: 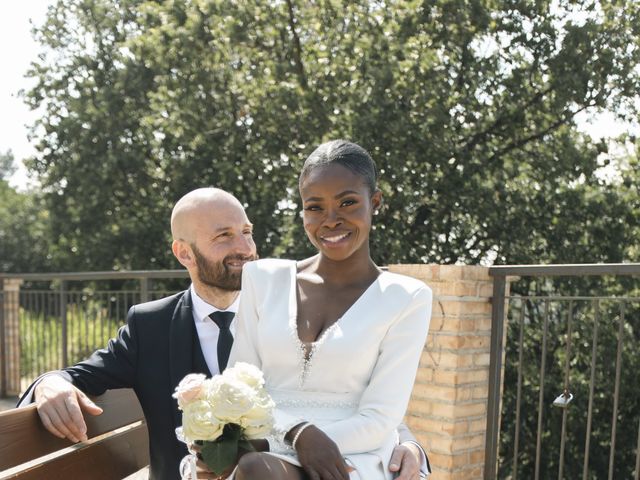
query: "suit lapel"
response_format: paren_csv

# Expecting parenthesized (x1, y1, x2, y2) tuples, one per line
(168, 290, 202, 429)
(168, 290, 213, 428)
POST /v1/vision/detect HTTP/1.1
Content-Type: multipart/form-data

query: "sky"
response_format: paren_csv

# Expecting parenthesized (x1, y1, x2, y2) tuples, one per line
(1, 2, 637, 191)
(0, 1, 51, 190)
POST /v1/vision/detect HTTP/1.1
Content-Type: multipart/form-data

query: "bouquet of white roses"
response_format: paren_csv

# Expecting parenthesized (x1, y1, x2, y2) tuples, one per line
(174, 362, 275, 476)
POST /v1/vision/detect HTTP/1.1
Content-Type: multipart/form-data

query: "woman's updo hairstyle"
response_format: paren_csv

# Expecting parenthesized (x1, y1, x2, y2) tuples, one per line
(299, 140, 378, 194)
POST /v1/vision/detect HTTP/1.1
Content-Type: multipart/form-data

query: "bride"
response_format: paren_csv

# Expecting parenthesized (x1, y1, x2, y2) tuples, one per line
(228, 140, 432, 479)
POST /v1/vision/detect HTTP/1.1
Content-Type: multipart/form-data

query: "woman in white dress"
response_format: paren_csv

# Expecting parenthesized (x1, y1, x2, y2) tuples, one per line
(228, 140, 432, 480)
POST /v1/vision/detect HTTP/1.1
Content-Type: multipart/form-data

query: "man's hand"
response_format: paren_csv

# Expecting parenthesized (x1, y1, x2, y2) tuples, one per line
(389, 442, 423, 479)
(294, 424, 351, 480)
(34, 375, 103, 443)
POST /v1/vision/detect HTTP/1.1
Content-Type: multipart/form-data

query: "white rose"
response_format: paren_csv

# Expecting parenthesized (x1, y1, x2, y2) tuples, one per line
(206, 376, 256, 423)
(239, 391, 274, 439)
(242, 421, 273, 439)
(181, 399, 225, 442)
(173, 373, 207, 409)
(223, 362, 265, 390)
(243, 391, 274, 421)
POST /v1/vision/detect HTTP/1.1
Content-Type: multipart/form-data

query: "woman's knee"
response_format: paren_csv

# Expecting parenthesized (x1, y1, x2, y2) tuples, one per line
(235, 452, 302, 480)
(235, 452, 272, 478)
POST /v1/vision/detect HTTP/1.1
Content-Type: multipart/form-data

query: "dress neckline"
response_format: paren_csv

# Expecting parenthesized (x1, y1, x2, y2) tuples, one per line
(287, 261, 385, 386)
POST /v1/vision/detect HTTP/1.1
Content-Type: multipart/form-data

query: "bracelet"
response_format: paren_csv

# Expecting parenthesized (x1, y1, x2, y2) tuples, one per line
(291, 422, 313, 450)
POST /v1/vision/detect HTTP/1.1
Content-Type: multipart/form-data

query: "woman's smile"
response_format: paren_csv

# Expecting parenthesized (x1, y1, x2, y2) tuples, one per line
(319, 231, 352, 246)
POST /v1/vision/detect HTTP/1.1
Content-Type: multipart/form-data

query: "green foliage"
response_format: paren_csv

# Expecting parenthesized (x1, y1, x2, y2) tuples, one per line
(19, 295, 124, 383)
(0, 150, 17, 180)
(499, 279, 640, 478)
(18, 0, 640, 271)
(0, 181, 53, 273)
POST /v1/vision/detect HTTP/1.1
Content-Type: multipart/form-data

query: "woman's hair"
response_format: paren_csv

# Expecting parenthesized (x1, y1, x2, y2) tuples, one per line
(299, 140, 378, 193)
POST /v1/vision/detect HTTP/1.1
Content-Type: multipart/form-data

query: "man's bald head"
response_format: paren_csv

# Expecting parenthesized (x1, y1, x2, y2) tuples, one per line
(170, 188, 244, 243)
(170, 187, 256, 306)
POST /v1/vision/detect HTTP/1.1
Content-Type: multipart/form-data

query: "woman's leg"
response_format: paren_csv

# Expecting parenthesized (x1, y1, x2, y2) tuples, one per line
(234, 452, 306, 480)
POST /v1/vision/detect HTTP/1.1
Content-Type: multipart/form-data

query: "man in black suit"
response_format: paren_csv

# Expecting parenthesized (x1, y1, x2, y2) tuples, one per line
(19, 188, 430, 479)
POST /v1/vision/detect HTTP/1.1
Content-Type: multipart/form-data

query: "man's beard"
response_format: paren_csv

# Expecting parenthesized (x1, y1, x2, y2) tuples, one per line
(191, 245, 256, 291)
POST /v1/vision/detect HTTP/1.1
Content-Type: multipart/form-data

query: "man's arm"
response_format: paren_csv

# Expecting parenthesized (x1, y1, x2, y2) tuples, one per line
(391, 423, 431, 478)
(19, 307, 141, 443)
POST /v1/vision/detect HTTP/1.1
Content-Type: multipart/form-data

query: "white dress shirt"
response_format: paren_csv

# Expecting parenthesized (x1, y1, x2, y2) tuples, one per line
(189, 285, 239, 376)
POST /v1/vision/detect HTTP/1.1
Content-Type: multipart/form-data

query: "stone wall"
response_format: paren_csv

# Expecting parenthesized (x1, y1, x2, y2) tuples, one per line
(389, 265, 494, 480)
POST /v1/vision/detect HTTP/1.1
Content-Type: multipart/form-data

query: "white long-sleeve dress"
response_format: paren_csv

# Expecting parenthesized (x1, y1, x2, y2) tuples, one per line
(228, 259, 432, 479)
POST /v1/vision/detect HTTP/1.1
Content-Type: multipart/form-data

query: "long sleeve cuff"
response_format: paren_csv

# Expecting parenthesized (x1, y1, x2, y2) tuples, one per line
(404, 440, 431, 476)
(16, 372, 69, 407)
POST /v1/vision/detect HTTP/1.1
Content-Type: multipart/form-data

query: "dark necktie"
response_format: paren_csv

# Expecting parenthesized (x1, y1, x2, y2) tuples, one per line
(209, 311, 235, 372)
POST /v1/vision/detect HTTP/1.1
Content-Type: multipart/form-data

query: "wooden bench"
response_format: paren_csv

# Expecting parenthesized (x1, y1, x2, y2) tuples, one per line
(0, 389, 150, 480)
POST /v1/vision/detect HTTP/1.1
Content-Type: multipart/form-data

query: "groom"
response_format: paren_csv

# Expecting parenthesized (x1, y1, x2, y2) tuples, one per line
(19, 188, 430, 479)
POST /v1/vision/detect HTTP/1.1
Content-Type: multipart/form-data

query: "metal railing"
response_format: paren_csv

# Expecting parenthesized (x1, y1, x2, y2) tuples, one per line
(485, 264, 640, 480)
(0, 271, 189, 395)
(3, 264, 640, 478)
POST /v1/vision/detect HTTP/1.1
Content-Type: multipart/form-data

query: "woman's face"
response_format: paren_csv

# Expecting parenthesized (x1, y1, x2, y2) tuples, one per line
(299, 163, 381, 262)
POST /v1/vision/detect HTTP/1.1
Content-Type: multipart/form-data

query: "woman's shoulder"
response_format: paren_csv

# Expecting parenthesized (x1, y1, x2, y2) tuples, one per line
(378, 270, 432, 301)
(243, 258, 296, 277)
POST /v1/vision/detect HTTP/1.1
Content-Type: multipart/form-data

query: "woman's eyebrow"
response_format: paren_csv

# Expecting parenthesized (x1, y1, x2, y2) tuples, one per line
(303, 190, 360, 203)
(334, 190, 360, 199)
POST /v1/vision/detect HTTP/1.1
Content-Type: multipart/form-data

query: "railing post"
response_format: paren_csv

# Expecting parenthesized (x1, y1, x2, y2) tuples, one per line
(1, 278, 23, 396)
(0, 279, 6, 398)
(139, 277, 150, 303)
(60, 280, 68, 367)
(484, 275, 506, 479)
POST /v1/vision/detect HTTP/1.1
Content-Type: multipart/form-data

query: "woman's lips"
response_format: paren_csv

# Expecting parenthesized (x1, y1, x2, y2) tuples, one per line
(320, 231, 352, 246)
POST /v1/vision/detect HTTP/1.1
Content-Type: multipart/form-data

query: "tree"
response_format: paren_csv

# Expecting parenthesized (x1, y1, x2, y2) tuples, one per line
(0, 150, 17, 180)
(0, 151, 53, 272)
(23, 0, 640, 272)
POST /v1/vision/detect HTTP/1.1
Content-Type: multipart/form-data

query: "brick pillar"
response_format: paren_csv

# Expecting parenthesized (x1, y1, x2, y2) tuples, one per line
(389, 265, 498, 480)
(1, 279, 23, 397)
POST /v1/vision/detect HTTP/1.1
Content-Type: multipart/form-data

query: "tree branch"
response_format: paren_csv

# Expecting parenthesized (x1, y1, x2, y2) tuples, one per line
(486, 103, 594, 164)
(285, 0, 308, 88)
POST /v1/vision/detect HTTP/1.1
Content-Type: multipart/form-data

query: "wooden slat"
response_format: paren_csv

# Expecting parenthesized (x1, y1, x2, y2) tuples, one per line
(0, 389, 146, 471)
(0, 421, 149, 480)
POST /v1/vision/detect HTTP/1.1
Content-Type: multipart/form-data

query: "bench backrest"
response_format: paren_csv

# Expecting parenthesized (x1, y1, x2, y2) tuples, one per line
(0, 389, 149, 480)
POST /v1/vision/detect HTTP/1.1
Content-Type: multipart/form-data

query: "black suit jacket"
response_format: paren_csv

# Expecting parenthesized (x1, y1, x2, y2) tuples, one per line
(20, 290, 208, 480)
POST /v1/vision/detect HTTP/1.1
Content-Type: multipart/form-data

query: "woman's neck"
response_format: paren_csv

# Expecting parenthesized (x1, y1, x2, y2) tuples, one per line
(300, 249, 380, 288)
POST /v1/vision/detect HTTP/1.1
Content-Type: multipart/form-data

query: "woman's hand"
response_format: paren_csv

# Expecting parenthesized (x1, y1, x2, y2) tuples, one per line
(294, 425, 352, 480)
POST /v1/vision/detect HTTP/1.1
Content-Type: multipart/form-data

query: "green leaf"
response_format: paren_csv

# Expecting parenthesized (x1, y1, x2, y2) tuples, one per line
(238, 439, 256, 453)
(200, 424, 243, 475)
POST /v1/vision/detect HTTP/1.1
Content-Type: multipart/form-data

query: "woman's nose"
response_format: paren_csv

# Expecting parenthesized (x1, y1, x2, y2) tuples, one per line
(323, 209, 342, 228)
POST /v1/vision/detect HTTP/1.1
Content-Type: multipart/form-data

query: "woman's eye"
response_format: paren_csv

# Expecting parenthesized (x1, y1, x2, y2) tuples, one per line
(304, 205, 321, 211)
(341, 199, 356, 207)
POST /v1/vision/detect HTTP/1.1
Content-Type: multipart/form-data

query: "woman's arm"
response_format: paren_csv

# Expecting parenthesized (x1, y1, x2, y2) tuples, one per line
(318, 286, 432, 454)
(227, 264, 262, 369)
(228, 263, 307, 436)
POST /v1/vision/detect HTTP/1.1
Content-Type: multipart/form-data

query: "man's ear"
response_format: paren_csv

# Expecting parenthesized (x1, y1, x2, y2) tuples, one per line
(172, 240, 194, 268)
